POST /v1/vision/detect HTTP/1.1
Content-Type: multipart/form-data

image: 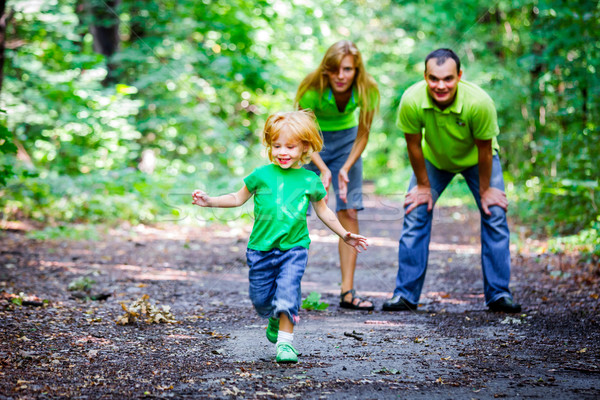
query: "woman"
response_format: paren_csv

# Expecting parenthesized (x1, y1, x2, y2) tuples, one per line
(295, 40, 379, 310)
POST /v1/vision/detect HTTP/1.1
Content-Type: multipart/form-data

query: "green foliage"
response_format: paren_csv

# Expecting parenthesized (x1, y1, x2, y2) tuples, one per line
(511, 0, 600, 237)
(547, 218, 600, 257)
(5, 169, 167, 224)
(2, 163, 253, 227)
(6, 292, 49, 306)
(2, 0, 599, 249)
(301, 291, 329, 311)
(0, 110, 17, 187)
(515, 177, 599, 235)
(67, 276, 97, 292)
(27, 224, 102, 241)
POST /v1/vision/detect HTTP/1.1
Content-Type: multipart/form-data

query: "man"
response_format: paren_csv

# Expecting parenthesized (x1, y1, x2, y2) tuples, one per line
(383, 48, 521, 313)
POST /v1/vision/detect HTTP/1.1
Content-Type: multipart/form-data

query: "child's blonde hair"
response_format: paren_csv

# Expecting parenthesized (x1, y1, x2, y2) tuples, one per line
(263, 110, 323, 165)
(294, 40, 380, 126)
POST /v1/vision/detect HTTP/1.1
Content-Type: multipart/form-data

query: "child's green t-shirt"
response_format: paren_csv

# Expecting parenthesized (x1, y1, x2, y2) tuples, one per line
(244, 164, 327, 251)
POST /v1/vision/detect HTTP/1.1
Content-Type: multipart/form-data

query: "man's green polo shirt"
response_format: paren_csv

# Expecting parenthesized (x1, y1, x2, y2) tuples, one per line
(299, 87, 377, 132)
(397, 80, 500, 173)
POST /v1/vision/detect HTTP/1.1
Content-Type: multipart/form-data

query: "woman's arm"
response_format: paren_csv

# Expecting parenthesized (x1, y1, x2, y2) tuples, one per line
(310, 151, 332, 192)
(342, 108, 374, 172)
(338, 108, 375, 202)
(298, 102, 332, 192)
(192, 185, 252, 208)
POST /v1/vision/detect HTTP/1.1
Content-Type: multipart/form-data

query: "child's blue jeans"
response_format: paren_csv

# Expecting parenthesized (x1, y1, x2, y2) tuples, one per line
(246, 246, 308, 325)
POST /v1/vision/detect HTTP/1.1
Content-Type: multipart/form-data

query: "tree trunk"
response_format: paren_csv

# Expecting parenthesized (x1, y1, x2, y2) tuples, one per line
(88, 0, 121, 86)
(127, 1, 146, 43)
(0, 0, 14, 94)
(73, 0, 86, 50)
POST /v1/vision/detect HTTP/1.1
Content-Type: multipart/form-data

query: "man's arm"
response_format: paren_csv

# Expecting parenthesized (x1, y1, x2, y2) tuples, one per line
(475, 139, 507, 216)
(404, 133, 433, 214)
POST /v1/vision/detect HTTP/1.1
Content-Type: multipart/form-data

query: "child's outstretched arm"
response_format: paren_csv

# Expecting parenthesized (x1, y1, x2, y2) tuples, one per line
(192, 185, 252, 208)
(312, 199, 369, 252)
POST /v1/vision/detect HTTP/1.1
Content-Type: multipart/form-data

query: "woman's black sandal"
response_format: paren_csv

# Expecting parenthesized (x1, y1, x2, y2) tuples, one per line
(339, 289, 374, 311)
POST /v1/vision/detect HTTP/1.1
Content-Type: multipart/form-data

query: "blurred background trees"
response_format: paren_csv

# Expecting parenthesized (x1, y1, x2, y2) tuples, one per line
(0, 0, 598, 253)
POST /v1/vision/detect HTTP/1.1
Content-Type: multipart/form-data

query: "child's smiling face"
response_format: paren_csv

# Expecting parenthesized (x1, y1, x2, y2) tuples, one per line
(271, 127, 307, 169)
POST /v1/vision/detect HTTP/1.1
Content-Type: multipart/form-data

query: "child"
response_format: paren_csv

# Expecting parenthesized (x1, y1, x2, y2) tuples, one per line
(192, 110, 369, 363)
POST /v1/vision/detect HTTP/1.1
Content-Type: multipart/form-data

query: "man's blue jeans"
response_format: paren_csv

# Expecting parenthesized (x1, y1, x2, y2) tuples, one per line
(394, 154, 513, 305)
(246, 247, 308, 324)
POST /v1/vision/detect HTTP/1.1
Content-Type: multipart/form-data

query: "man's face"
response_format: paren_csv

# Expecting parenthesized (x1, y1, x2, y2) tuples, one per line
(424, 58, 462, 107)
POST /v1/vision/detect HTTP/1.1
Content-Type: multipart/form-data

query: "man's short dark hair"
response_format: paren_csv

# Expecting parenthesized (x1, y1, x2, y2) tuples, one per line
(425, 48, 461, 74)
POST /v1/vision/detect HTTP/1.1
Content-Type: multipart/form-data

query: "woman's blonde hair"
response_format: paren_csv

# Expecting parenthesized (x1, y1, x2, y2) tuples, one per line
(294, 40, 380, 126)
(263, 110, 323, 165)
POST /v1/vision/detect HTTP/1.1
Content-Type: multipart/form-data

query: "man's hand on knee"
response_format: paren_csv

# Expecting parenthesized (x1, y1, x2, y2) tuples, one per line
(481, 187, 508, 215)
(404, 185, 433, 214)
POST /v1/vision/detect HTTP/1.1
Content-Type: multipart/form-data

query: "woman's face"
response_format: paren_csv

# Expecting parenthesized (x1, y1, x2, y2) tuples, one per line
(326, 54, 356, 94)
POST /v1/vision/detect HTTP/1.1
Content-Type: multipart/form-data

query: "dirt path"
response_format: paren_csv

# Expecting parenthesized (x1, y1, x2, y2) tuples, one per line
(1, 195, 599, 399)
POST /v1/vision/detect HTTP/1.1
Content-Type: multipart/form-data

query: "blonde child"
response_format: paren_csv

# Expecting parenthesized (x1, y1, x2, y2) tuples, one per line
(192, 110, 369, 363)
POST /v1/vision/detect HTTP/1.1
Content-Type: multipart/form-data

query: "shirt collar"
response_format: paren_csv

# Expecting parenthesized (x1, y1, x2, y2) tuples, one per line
(325, 87, 357, 107)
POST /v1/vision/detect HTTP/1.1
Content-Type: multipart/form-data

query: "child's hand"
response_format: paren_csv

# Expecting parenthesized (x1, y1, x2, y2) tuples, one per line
(343, 232, 369, 253)
(192, 190, 211, 207)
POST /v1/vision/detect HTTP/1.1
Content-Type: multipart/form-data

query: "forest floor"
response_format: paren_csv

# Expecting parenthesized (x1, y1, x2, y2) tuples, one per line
(1, 192, 599, 399)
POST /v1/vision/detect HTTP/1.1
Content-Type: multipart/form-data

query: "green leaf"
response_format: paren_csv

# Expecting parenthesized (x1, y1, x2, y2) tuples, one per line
(116, 84, 138, 95)
(301, 291, 329, 311)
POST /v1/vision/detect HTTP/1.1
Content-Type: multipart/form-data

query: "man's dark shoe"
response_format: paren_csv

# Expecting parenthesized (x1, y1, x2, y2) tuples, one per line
(488, 297, 522, 313)
(382, 296, 418, 311)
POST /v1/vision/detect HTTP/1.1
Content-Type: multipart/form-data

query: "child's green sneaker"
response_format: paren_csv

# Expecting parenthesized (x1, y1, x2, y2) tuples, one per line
(266, 317, 279, 344)
(276, 343, 299, 363)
